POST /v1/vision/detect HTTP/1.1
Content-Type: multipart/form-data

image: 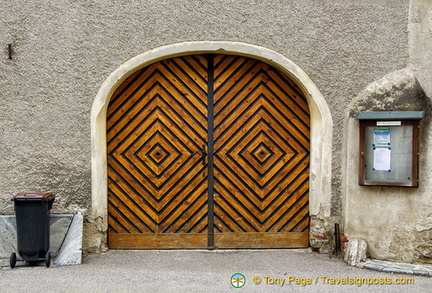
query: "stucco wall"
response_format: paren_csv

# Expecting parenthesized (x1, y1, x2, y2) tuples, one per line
(0, 0, 410, 255)
(343, 0, 432, 264)
(343, 69, 432, 263)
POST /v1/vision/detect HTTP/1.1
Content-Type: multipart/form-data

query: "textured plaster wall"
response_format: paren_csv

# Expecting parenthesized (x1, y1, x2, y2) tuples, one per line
(409, 0, 432, 97)
(343, 69, 432, 263)
(0, 0, 409, 253)
(343, 0, 432, 263)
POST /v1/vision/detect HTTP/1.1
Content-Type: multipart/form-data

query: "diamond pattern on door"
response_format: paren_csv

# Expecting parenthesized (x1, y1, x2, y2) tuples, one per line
(107, 54, 310, 249)
(212, 55, 310, 247)
(107, 56, 209, 248)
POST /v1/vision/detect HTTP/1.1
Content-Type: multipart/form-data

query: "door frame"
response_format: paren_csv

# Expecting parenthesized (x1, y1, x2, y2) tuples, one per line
(90, 41, 333, 249)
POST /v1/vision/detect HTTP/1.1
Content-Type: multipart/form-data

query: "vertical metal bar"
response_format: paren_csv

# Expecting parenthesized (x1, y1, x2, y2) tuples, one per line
(8, 44, 12, 60)
(206, 54, 215, 250)
(334, 223, 341, 255)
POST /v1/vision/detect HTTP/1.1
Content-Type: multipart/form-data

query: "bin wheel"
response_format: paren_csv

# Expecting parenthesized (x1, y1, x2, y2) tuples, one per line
(45, 252, 51, 268)
(10, 252, 17, 269)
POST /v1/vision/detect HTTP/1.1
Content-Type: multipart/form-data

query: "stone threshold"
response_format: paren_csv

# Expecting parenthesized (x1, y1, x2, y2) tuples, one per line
(357, 259, 432, 277)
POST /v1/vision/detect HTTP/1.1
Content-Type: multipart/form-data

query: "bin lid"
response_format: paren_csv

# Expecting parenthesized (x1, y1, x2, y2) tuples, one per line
(13, 192, 55, 200)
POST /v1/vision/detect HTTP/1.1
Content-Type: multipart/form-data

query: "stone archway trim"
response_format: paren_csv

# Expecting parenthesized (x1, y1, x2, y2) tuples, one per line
(90, 41, 333, 240)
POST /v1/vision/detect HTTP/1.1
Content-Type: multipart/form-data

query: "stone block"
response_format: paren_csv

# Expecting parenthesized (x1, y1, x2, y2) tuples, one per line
(363, 263, 384, 271)
(344, 238, 368, 266)
(0, 216, 16, 259)
(54, 212, 83, 266)
(50, 215, 74, 256)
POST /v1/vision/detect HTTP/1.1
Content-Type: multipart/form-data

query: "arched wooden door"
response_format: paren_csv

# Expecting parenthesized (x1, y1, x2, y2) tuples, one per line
(107, 55, 310, 249)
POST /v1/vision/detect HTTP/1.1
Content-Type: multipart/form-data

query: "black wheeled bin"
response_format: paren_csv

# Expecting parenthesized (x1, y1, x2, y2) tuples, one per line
(10, 192, 55, 268)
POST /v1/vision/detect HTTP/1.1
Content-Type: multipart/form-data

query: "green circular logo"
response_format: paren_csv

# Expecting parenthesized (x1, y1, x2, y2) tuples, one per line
(230, 273, 246, 288)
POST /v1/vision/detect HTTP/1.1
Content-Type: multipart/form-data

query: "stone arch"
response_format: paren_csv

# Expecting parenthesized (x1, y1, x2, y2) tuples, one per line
(90, 41, 333, 249)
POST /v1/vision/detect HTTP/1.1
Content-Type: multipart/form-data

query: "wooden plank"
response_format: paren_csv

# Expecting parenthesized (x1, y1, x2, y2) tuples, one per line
(157, 64, 208, 118)
(108, 90, 207, 196)
(214, 90, 309, 149)
(109, 233, 207, 249)
(261, 174, 309, 221)
(265, 185, 309, 232)
(214, 57, 257, 101)
(160, 190, 207, 233)
(213, 56, 249, 84)
(214, 73, 262, 131)
(283, 199, 310, 232)
(265, 68, 310, 114)
(107, 69, 168, 135)
(108, 162, 158, 218)
(214, 194, 259, 232)
(214, 232, 309, 248)
(108, 82, 207, 149)
(214, 167, 264, 212)
(108, 201, 138, 234)
(107, 185, 154, 233)
(160, 57, 208, 101)
(107, 68, 156, 128)
(156, 174, 207, 221)
(173, 195, 208, 233)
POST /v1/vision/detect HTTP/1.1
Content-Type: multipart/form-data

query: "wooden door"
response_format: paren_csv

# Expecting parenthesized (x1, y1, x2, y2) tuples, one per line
(107, 55, 310, 249)
(107, 56, 210, 248)
(212, 55, 310, 248)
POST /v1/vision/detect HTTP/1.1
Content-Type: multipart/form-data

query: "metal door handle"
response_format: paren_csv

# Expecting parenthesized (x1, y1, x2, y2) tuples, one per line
(201, 144, 207, 165)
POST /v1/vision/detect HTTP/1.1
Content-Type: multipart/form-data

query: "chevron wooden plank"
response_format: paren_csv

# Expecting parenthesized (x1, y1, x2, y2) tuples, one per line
(213, 188, 262, 232)
(262, 179, 309, 231)
(107, 68, 155, 128)
(265, 68, 310, 114)
(108, 200, 138, 233)
(156, 65, 208, 118)
(157, 178, 208, 231)
(108, 84, 207, 150)
(108, 170, 160, 231)
(107, 70, 170, 137)
(213, 58, 257, 101)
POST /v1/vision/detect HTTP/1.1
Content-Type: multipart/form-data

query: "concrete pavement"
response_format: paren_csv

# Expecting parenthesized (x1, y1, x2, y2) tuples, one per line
(1, 249, 431, 292)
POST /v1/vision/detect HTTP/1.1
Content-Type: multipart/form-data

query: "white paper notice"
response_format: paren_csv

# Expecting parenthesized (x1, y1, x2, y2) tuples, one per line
(373, 148, 391, 171)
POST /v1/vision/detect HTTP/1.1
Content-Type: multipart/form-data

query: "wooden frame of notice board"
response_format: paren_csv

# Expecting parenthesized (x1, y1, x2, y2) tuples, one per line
(357, 111, 423, 187)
